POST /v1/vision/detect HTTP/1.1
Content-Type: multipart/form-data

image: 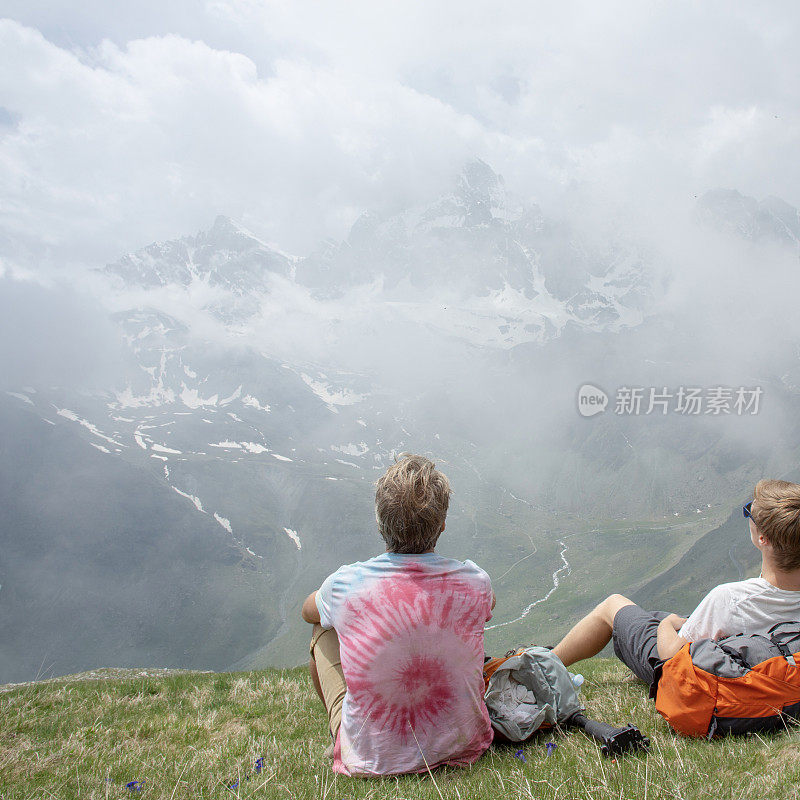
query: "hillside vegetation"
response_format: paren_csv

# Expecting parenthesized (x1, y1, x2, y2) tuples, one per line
(2, 660, 800, 799)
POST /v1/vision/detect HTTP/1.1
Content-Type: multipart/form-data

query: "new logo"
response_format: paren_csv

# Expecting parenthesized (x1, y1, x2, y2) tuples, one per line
(577, 384, 608, 417)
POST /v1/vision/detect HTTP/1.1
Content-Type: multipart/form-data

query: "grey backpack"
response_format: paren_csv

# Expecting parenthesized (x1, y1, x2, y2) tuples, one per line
(483, 646, 584, 741)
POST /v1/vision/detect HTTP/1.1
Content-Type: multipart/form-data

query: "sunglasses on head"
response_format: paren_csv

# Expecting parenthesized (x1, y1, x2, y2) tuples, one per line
(743, 501, 755, 520)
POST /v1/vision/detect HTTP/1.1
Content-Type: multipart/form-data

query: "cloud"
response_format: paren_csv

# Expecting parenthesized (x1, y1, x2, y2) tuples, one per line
(1, 3, 799, 270)
(0, 274, 128, 390)
(0, 18, 483, 265)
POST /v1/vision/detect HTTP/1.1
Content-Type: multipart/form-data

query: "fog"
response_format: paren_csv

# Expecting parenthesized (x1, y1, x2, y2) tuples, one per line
(2, 2, 800, 681)
(0, 275, 128, 391)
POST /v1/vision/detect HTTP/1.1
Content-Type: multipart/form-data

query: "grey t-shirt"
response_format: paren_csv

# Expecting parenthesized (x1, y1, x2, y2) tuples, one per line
(679, 577, 800, 641)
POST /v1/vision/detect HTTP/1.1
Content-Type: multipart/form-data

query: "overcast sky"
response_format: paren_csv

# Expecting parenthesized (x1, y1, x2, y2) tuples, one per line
(1, 1, 799, 272)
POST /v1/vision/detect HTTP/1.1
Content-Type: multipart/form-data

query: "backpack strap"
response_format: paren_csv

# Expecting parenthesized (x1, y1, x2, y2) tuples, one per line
(770, 634, 797, 666)
(483, 648, 524, 689)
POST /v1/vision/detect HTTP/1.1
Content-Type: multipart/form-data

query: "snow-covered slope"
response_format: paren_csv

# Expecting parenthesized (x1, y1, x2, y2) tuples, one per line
(296, 159, 650, 347)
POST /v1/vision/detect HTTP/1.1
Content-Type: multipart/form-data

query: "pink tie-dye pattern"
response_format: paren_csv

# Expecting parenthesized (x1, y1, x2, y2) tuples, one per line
(333, 561, 492, 774)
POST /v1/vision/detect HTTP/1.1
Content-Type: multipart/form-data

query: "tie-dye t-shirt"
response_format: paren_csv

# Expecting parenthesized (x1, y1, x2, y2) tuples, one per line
(316, 552, 494, 776)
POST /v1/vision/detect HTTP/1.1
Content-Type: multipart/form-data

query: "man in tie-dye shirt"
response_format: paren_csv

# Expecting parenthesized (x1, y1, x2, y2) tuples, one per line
(301, 453, 495, 776)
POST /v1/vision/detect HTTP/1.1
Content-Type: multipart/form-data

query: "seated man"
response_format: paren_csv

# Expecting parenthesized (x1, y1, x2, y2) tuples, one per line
(301, 453, 495, 776)
(553, 479, 800, 691)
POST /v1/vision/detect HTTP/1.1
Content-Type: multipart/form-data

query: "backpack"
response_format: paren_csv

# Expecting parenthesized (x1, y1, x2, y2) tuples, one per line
(655, 621, 800, 737)
(483, 646, 584, 741)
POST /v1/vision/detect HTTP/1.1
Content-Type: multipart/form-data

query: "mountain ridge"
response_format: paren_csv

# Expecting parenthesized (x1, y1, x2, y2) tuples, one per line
(3, 161, 800, 682)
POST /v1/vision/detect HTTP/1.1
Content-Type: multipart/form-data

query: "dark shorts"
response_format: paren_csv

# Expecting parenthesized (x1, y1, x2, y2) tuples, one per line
(612, 605, 669, 693)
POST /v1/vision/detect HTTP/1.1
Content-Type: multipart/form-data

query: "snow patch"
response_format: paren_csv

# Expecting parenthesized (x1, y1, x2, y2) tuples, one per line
(300, 374, 365, 407)
(335, 459, 359, 468)
(172, 486, 204, 512)
(271, 453, 293, 462)
(90, 443, 110, 454)
(214, 513, 232, 533)
(112, 385, 176, 408)
(152, 443, 182, 454)
(180, 385, 218, 409)
(219, 385, 242, 406)
(283, 527, 302, 550)
(243, 395, 271, 412)
(331, 442, 369, 457)
(241, 442, 268, 454)
(183, 364, 197, 379)
(139, 421, 174, 430)
(210, 440, 242, 449)
(6, 391, 32, 405)
(150, 454, 168, 461)
(56, 408, 125, 447)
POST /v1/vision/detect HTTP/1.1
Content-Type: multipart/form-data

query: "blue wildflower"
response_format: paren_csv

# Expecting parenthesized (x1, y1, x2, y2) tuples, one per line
(255, 757, 264, 774)
(125, 780, 144, 791)
(545, 742, 557, 757)
(514, 748, 526, 763)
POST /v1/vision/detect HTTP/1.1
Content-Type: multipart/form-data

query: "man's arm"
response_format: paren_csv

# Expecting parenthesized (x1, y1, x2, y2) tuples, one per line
(301, 591, 321, 624)
(657, 614, 688, 660)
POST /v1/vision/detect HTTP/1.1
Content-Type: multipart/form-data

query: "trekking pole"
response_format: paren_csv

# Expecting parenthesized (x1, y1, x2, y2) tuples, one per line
(565, 712, 650, 757)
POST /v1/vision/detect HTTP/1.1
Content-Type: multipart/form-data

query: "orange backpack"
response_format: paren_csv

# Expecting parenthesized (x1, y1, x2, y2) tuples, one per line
(655, 622, 800, 737)
(483, 648, 522, 689)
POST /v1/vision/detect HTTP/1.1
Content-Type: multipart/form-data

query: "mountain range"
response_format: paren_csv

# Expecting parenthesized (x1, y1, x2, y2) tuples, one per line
(2, 160, 800, 683)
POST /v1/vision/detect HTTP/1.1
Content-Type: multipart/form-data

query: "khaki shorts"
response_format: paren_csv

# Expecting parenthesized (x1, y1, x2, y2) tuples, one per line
(310, 625, 347, 740)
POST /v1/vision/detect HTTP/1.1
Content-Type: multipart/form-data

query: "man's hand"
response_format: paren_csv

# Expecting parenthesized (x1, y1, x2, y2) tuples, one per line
(656, 613, 688, 660)
(301, 591, 321, 624)
(667, 614, 688, 630)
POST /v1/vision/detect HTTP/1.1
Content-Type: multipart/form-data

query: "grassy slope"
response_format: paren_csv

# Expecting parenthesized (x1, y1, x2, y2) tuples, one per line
(632, 509, 762, 615)
(3, 662, 800, 800)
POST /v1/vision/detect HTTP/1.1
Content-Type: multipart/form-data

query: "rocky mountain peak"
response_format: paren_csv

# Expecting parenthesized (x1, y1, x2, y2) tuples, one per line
(456, 158, 506, 223)
(697, 189, 800, 246)
(102, 216, 292, 297)
(201, 215, 263, 250)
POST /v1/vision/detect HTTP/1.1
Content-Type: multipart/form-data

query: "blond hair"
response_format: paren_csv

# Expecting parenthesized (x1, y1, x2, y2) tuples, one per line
(375, 454, 451, 554)
(752, 479, 800, 571)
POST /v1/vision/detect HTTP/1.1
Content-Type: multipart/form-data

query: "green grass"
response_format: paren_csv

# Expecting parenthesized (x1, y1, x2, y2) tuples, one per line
(3, 660, 800, 800)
